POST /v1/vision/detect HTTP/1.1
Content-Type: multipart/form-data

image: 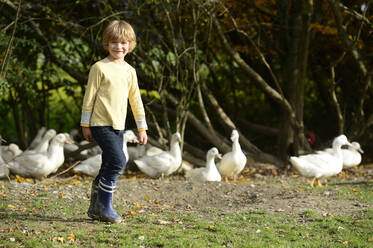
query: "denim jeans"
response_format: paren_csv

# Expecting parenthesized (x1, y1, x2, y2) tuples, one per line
(90, 126, 127, 181)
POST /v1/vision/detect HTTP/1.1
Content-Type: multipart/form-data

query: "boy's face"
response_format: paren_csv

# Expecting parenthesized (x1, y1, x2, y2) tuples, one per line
(108, 41, 130, 61)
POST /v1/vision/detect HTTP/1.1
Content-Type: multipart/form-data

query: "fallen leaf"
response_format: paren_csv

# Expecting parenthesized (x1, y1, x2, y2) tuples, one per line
(53, 236, 64, 243)
(69, 179, 81, 185)
(158, 220, 170, 225)
(15, 175, 24, 183)
(68, 232, 75, 242)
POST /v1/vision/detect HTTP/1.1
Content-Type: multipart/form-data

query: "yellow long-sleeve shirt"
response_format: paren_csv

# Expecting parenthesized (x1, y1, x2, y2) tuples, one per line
(80, 58, 147, 131)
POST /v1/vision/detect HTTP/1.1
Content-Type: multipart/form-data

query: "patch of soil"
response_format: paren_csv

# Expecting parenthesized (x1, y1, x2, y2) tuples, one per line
(1, 163, 372, 220)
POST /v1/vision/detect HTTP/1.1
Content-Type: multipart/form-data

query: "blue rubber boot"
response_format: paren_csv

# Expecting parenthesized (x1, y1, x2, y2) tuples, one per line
(87, 178, 99, 220)
(95, 177, 122, 223)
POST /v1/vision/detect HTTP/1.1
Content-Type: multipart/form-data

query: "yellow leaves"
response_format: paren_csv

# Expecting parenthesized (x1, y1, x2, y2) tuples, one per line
(51, 233, 76, 244)
(12, 175, 33, 184)
(0, 184, 7, 199)
(337, 240, 349, 245)
(68, 178, 81, 185)
(68, 232, 75, 242)
(310, 23, 338, 35)
(338, 172, 346, 179)
(133, 201, 144, 209)
(14, 175, 24, 183)
(237, 177, 248, 183)
(145, 195, 150, 201)
(52, 236, 65, 243)
(58, 192, 66, 199)
(0, 191, 7, 199)
(7, 204, 16, 209)
(207, 225, 215, 231)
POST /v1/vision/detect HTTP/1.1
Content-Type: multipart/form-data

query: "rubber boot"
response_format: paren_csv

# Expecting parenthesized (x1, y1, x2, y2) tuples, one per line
(87, 178, 99, 220)
(95, 177, 122, 223)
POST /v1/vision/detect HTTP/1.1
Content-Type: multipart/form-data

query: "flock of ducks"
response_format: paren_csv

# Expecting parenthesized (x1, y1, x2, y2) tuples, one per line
(0, 128, 365, 187)
(290, 134, 364, 187)
(0, 130, 73, 180)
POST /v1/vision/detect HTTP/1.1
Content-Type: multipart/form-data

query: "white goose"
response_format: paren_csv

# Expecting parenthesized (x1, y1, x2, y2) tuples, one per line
(28, 126, 46, 149)
(321, 141, 364, 169)
(341, 142, 364, 168)
(185, 147, 222, 182)
(0, 155, 8, 179)
(7, 133, 71, 179)
(289, 134, 353, 187)
(0, 139, 9, 179)
(134, 132, 182, 178)
(128, 143, 164, 162)
(26, 129, 56, 153)
(217, 130, 247, 182)
(73, 130, 138, 177)
(1, 143, 23, 162)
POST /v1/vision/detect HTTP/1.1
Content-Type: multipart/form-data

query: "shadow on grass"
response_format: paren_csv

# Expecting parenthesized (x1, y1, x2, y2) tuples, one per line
(0, 212, 94, 223)
(328, 181, 373, 186)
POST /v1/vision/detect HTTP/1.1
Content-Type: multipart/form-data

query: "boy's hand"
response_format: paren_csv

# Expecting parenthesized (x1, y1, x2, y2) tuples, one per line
(138, 130, 148, 145)
(82, 126, 93, 142)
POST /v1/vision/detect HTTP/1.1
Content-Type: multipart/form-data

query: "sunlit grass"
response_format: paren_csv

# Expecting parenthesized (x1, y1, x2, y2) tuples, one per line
(0, 179, 372, 247)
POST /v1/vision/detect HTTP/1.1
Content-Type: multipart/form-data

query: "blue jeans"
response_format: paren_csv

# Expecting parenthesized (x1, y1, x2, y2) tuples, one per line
(90, 126, 127, 181)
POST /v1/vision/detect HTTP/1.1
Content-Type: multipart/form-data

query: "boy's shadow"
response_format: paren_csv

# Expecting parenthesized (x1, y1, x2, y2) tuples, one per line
(0, 212, 95, 223)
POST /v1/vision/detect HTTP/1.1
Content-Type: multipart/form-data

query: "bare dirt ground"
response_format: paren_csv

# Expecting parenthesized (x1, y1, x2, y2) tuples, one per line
(1, 163, 372, 221)
(115, 164, 373, 218)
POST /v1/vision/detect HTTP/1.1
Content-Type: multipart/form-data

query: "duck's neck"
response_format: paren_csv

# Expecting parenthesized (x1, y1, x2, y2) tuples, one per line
(47, 140, 62, 160)
(122, 140, 129, 159)
(206, 156, 216, 170)
(331, 144, 343, 159)
(170, 141, 181, 158)
(232, 139, 241, 153)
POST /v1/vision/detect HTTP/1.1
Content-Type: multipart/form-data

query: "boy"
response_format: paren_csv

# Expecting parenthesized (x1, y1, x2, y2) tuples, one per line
(81, 20, 148, 223)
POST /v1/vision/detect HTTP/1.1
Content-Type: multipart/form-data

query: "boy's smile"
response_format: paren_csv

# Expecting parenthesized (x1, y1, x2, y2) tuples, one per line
(108, 41, 129, 63)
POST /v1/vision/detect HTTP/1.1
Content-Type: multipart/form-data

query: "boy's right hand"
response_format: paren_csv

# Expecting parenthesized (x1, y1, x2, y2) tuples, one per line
(82, 126, 93, 142)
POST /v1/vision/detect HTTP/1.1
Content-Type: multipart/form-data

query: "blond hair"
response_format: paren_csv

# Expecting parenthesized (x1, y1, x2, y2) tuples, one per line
(102, 20, 136, 53)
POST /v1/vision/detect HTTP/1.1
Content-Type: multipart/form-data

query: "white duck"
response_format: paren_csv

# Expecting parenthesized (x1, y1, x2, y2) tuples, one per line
(341, 142, 364, 168)
(289, 134, 353, 187)
(28, 126, 46, 149)
(7, 133, 70, 179)
(134, 132, 182, 178)
(320, 141, 364, 169)
(0, 155, 9, 179)
(217, 130, 247, 182)
(27, 129, 56, 153)
(185, 147, 222, 182)
(79, 140, 102, 156)
(1, 143, 23, 162)
(0, 139, 9, 179)
(73, 130, 138, 177)
(128, 143, 164, 162)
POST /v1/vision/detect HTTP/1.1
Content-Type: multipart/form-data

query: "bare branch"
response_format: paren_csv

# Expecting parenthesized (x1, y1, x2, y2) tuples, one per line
(328, 0, 367, 77)
(0, 0, 21, 81)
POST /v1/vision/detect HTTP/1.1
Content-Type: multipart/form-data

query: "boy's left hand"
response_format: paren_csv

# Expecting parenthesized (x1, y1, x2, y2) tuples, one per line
(138, 130, 148, 145)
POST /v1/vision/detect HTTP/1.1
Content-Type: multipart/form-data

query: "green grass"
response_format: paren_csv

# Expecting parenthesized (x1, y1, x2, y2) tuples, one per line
(0, 179, 372, 247)
(1, 206, 372, 247)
